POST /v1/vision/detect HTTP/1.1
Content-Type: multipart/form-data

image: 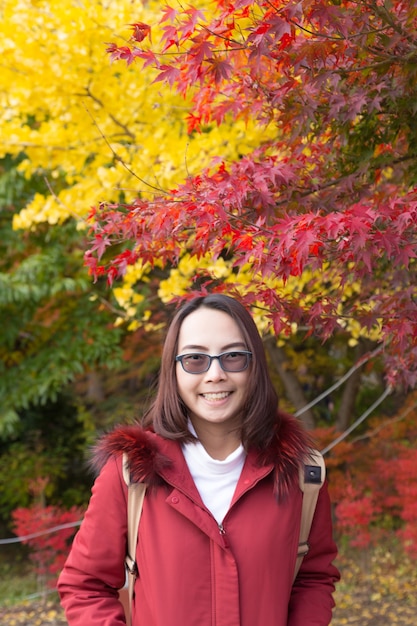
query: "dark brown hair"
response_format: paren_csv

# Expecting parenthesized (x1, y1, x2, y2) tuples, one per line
(144, 294, 280, 451)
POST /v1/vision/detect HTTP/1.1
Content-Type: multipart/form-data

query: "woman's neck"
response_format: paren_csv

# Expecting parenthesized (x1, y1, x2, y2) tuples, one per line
(189, 419, 242, 460)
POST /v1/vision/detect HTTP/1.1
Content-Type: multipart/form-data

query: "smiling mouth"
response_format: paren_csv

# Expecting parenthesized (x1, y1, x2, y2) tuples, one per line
(201, 392, 231, 401)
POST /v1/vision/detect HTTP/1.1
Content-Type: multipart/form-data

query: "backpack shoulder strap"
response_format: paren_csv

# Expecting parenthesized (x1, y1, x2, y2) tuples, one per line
(294, 449, 326, 582)
(122, 452, 147, 626)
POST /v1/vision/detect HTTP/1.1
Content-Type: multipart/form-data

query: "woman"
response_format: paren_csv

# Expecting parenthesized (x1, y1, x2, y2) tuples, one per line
(58, 294, 340, 626)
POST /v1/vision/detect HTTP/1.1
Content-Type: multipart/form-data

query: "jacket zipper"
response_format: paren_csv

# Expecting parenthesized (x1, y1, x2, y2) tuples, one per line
(218, 522, 229, 548)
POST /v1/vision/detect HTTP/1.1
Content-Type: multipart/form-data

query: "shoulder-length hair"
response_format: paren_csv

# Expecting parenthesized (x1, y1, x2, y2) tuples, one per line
(144, 294, 280, 451)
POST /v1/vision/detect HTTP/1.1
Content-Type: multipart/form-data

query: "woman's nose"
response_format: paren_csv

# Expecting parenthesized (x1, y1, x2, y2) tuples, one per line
(204, 357, 226, 380)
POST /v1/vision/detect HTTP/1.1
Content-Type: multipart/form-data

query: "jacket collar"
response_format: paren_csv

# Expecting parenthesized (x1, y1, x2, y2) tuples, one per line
(91, 412, 312, 501)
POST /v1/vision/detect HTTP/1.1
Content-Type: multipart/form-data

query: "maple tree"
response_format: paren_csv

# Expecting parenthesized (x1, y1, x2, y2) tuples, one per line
(87, 0, 417, 389)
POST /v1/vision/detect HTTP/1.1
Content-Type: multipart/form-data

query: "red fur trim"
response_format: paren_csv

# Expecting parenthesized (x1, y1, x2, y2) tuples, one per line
(258, 412, 313, 500)
(91, 414, 312, 499)
(91, 424, 171, 486)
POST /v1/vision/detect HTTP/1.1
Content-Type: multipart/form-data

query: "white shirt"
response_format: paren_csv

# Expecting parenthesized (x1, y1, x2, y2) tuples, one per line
(182, 426, 246, 525)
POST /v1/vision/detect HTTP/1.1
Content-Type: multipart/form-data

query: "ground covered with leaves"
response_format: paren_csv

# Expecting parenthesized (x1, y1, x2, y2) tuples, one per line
(331, 548, 417, 625)
(0, 547, 416, 625)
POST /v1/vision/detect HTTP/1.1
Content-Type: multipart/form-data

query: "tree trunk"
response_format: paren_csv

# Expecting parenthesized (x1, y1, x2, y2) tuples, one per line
(86, 370, 105, 403)
(335, 341, 369, 432)
(265, 339, 316, 430)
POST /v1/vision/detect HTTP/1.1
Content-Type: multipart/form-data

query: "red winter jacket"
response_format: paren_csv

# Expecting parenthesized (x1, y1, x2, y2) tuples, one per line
(58, 415, 339, 626)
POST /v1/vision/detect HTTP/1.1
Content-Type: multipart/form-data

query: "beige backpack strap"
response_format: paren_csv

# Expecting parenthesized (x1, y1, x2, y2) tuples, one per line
(294, 449, 326, 582)
(122, 452, 147, 626)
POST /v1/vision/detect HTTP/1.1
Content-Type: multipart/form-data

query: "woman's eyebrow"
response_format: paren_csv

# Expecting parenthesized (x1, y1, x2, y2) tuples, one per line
(179, 341, 247, 352)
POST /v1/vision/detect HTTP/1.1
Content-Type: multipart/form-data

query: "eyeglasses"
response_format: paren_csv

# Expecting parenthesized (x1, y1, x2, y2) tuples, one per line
(175, 350, 252, 374)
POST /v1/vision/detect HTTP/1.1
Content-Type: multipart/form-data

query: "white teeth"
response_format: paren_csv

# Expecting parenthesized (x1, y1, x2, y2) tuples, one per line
(202, 392, 230, 400)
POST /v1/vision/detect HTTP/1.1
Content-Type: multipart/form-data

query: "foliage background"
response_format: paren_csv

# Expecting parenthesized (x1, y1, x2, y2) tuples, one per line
(0, 0, 417, 616)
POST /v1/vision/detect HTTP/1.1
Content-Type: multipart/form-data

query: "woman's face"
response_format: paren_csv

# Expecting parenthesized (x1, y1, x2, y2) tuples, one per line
(175, 307, 250, 435)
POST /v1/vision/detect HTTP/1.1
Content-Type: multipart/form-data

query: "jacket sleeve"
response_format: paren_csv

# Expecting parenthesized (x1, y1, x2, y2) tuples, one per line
(57, 456, 128, 626)
(287, 480, 340, 626)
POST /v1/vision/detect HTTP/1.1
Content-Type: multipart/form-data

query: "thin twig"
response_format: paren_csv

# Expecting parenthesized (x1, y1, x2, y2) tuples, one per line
(83, 104, 167, 194)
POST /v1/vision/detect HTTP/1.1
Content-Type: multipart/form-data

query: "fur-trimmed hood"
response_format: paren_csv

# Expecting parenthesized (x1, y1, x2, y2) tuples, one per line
(91, 412, 312, 500)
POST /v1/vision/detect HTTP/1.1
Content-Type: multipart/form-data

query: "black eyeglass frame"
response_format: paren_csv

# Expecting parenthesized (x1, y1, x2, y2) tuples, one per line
(175, 350, 252, 374)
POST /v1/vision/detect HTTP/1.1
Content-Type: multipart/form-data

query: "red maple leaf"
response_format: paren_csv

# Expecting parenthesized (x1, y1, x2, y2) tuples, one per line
(153, 64, 181, 87)
(207, 56, 233, 84)
(129, 22, 151, 43)
(160, 4, 178, 24)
